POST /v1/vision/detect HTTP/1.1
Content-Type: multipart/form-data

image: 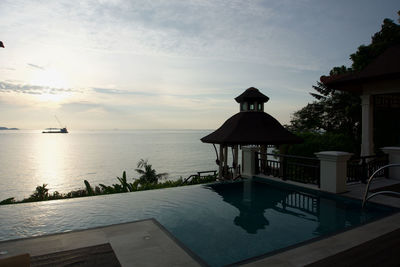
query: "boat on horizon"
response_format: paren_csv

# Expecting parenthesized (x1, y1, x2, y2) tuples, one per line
(42, 116, 68, 133)
(42, 127, 68, 133)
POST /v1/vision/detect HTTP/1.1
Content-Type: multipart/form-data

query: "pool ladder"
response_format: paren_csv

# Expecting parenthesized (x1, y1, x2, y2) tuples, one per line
(362, 163, 400, 208)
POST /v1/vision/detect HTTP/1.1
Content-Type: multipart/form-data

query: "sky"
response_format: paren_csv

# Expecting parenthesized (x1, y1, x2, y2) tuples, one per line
(0, 0, 398, 130)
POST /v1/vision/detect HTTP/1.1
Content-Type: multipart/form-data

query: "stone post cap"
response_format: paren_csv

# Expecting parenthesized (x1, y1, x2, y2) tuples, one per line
(315, 151, 353, 161)
(381, 147, 400, 154)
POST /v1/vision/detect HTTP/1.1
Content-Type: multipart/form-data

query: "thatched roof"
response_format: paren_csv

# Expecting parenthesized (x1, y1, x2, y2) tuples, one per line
(201, 112, 302, 145)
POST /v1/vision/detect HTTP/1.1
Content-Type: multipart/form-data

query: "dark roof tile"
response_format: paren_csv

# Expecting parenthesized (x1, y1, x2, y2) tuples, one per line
(234, 87, 270, 103)
(321, 45, 400, 92)
(201, 112, 302, 145)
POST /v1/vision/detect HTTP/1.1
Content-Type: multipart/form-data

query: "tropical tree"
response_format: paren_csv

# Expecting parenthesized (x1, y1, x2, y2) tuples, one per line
(84, 180, 94, 196)
(289, 77, 361, 140)
(116, 171, 135, 192)
(29, 184, 49, 201)
(135, 159, 168, 185)
(288, 13, 400, 156)
(350, 16, 400, 71)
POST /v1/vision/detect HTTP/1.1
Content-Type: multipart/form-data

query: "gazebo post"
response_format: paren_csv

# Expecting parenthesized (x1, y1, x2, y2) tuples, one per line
(224, 146, 228, 178)
(233, 145, 239, 178)
(219, 145, 224, 180)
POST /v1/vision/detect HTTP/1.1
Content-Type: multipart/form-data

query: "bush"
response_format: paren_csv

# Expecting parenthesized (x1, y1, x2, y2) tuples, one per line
(0, 163, 217, 205)
(282, 131, 357, 157)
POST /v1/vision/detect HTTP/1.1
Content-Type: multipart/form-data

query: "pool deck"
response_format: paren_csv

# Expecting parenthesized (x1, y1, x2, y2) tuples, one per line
(1, 178, 399, 266)
(0, 219, 203, 267)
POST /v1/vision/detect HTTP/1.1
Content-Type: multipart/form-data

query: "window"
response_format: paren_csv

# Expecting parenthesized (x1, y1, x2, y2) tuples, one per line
(258, 103, 263, 111)
(250, 103, 255, 110)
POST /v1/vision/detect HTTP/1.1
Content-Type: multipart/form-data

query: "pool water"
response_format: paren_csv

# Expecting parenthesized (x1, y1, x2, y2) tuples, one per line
(0, 180, 396, 266)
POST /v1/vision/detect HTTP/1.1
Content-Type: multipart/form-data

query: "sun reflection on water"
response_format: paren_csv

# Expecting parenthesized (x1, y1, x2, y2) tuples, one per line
(30, 134, 70, 193)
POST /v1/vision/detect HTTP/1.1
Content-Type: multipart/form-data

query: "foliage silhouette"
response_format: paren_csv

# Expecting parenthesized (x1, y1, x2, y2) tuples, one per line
(135, 159, 168, 185)
(84, 180, 94, 196)
(288, 13, 400, 156)
(1, 160, 217, 205)
(27, 184, 49, 201)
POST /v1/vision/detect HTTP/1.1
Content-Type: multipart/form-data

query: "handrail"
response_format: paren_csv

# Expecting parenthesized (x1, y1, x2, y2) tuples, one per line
(181, 170, 218, 185)
(197, 170, 217, 177)
(256, 152, 319, 161)
(362, 163, 400, 208)
(182, 174, 198, 185)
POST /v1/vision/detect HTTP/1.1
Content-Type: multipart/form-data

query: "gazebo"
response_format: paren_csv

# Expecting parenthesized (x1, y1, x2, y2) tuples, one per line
(201, 87, 302, 179)
(321, 45, 400, 156)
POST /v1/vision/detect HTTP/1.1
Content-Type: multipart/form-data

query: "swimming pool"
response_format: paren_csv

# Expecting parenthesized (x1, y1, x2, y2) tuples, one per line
(0, 179, 396, 266)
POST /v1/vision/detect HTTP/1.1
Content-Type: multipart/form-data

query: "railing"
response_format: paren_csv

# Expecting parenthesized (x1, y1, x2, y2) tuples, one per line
(362, 164, 400, 208)
(283, 191, 319, 215)
(182, 170, 217, 184)
(256, 152, 320, 187)
(347, 154, 389, 183)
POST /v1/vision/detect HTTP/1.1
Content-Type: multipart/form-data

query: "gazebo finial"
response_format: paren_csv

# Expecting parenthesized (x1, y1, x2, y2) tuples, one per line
(234, 87, 269, 112)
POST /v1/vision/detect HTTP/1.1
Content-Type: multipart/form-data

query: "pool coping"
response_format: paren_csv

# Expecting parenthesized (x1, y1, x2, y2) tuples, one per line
(0, 218, 207, 267)
(236, 211, 400, 266)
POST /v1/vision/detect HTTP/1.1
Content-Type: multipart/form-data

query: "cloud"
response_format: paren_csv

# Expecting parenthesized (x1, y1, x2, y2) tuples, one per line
(61, 101, 104, 112)
(0, 81, 80, 95)
(92, 87, 155, 96)
(0, 67, 16, 71)
(0, 0, 320, 71)
(27, 63, 45, 70)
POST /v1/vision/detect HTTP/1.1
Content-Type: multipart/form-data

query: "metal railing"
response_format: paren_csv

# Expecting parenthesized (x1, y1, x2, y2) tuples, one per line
(362, 164, 400, 208)
(283, 191, 319, 215)
(181, 170, 217, 184)
(256, 152, 320, 187)
(347, 154, 389, 183)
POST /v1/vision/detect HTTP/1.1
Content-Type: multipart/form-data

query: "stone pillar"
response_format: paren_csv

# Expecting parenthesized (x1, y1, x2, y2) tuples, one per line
(242, 147, 258, 178)
(361, 94, 374, 157)
(315, 151, 353, 193)
(381, 147, 400, 179)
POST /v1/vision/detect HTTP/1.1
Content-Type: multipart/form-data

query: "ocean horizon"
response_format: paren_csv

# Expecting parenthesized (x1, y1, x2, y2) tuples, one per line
(0, 129, 220, 200)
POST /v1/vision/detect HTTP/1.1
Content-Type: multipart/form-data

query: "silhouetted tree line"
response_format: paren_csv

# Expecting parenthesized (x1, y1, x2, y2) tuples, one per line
(287, 12, 400, 157)
(0, 159, 216, 205)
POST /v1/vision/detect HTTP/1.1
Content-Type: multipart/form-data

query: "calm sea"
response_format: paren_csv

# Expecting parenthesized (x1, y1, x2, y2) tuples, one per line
(0, 130, 219, 200)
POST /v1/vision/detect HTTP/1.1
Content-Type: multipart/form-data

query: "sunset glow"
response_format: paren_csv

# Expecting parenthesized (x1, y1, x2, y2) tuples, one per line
(0, 1, 398, 130)
(31, 69, 70, 90)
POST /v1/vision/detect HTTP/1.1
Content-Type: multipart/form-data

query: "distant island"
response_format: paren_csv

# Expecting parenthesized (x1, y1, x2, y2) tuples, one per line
(0, 126, 19, 130)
